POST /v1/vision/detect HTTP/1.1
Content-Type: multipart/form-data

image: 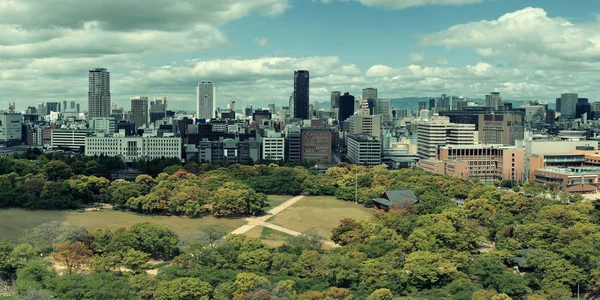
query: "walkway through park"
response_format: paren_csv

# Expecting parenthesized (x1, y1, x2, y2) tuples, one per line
(229, 195, 339, 248)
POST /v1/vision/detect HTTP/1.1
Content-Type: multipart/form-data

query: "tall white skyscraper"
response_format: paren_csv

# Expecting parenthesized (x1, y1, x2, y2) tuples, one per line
(196, 81, 216, 120)
(88, 68, 111, 119)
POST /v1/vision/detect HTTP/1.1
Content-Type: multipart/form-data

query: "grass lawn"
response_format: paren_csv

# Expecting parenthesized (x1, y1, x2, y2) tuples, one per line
(266, 195, 294, 209)
(0, 208, 246, 244)
(244, 226, 290, 248)
(268, 196, 373, 238)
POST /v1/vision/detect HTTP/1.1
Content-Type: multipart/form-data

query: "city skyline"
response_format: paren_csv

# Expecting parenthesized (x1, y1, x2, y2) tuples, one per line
(2, 1, 600, 110)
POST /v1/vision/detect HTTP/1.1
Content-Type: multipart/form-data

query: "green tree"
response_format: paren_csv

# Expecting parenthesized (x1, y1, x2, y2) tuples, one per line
(238, 249, 271, 272)
(154, 277, 212, 300)
(43, 160, 73, 181)
(121, 249, 151, 273)
(13, 262, 55, 294)
(366, 288, 394, 300)
(403, 251, 457, 288)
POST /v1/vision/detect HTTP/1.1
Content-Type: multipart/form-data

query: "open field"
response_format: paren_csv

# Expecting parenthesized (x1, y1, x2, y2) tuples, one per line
(0, 208, 247, 244)
(244, 225, 290, 248)
(266, 195, 294, 209)
(268, 196, 373, 238)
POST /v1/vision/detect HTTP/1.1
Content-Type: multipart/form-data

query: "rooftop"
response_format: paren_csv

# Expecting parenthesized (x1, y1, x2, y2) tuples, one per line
(441, 144, 519, 150)
(537, 167, 600, 175)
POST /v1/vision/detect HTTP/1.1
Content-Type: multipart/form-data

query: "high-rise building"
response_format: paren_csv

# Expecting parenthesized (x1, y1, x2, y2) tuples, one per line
(348, 111, 381, 137)
(197, 81, 216, 120)
(150, 96, 167, 123)
(285, 126, 301, 162)
(229, 101, 236, 112)
(46, 102, 61, 113)
(293, 70, 309, 119)
(0, 112, 22, 144)
(429, 98, 436, 110)
(88, 68, 111, 119)
(417, 116, 476, 160)
(70, 101, 76, 111)
(438, 94, 451, 111)
(76, 103, 81, 113)
(555, 97, 562, 113)
(478, 114, 524, 146)
(347, 134, 382, 167)
(375, 98, 391, 122)
(301, 127, 332, 163)
(485, 92, 503, 110)
(546, 109, 556, 124)
(362, 88, 378, 101)
(62, 101, 67, 112)
(130, 96, 149, 128)
(244, 105, 253, 117)
(560, 93, 578, 119)
(262, 131, 285, 161)
(331, 91, 341, 109)
(338, 92, 355, 122)
(418, 101, 427, 111)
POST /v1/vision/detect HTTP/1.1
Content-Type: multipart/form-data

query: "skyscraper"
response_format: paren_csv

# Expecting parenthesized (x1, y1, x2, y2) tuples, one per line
(293, 70, 309, 119)
(196, 82, 216, 120)
(438, 94, 451, 111)
(560, 93, 578, 119)
(46, 102, 60, 113)
(330, 91, 341, 109)
(485, 92, 503, 110)
(130, 96, 148, 128)
(150, 96, 167, 123)
(88, 68, 111, 119)
(376, 98, 391, 122)
(62, 101, 67, 112)
(429, 98, 436, 110)
(362, 88, 378, 101)
(338, 92, 355, 122)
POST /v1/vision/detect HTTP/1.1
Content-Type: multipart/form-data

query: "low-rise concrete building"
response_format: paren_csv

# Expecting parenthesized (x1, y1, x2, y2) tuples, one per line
(534, 167, 600, 194)
(85, 136, 182, 162)
(347, 133, 381, 167)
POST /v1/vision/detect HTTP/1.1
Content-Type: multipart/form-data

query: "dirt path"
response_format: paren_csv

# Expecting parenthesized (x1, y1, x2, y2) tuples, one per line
(229, 195, 339, 248)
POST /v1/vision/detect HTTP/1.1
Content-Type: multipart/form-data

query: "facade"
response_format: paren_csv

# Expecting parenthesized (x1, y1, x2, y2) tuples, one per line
(534, 167, 600, 194)
(525, 140, 597, 180)
(560, 93, 578, 119)
(85, 136, 182, 162)
(197, 137, 259, 164)
(338, 92, 355, 122)
(478, 114, 524, 146)
(262, 132, 285, 161)
(293, 70, 309, 119)
(92, 117, 115, 133)
(46, 102, 61, 113)
(376, 98, 391, 122)
(485, 92, 503, 110)
(88, 68, 111, 119)
(150, 97, 167, 123)
(438, 94, 451, 111)
(0, 112, 22, 143)
(348, 112, 381, 136)
(418, 101, 427, 111)
(330, 91, 341, 109)
(285, 126, 301, 162)
(362, 88, 378, 101)
(417, 116, 476, 160)
(130, 96, 148, 128)
(347, 134, 382, 167)
(197, 81, 216, 120)
(51, 130, 88, 150)
(301, 128, 332, 163)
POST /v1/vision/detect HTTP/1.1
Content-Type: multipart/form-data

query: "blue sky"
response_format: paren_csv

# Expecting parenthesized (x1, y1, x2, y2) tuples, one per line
(1, 0, 600, 110)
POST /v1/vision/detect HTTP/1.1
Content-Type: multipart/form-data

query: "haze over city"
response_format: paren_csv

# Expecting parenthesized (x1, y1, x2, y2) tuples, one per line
(2, 0, 600, 110)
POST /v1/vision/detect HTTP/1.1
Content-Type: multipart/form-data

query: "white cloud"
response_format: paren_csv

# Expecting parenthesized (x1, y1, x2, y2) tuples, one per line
(436, 57, 449, 66)
(253, 38, 270, 47)
(354, 0, 482, 10)
(408, 52, 425, 64)
(421, 7, 600, 71)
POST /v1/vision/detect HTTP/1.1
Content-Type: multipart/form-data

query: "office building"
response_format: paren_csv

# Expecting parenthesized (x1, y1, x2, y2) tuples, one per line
(25, 124, 42, 146)
(524, 140, 597, 180)
(429, 98, 436, 110)
(228, 101, 236, 112)
(92, 117, 115, 133)
(245, 105, 253, 117)
(338, 92, 355, 122)
(376, 98, 391, 122)
(560, 93, 578, 119)
(393, 109, 409, 119)
(285, 126, 301, 162)
(197, 81, 216, 120)
(419, 101, 427, 111)
(46, 102, 61, 113)
(253, 109, 272, 121)
(439, 107, 524, 130)
(478, 114, 524, 146)
(421, 144, 525, 182)
(348, 112, 381, 136)
(0, 112, 22, 145)
(485, 92, 503, 110)
(362, 88, 377, 101)
(331, 91, 341, 109)
(438, 94, 451, 111)
(546, 109, 556, 124)
(51, 130, 88, 150)
(576, 100, 591, 120)
(293, 70, 309, 119)
(417, 116, 476, 160)
(150, 97, 167, 123)
(301, 127, 332, 163)
(534, 167, 600, 194)
(347, 133, 382, 167)
(262, 131, 285, 161)
(197, 137, 259, 164)
(85, 136, 182, 162)
(69, 101, 77, 111)
(88, 68, 111, 119)
(130, 96, 148, 128)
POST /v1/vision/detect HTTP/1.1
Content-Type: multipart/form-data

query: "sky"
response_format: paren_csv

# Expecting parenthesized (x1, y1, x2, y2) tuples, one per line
(1, 0, 600, 112)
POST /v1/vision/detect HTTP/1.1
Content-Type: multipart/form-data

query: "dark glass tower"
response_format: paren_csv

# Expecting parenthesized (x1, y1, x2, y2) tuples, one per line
(293, 70, 309, 119)
(338, 92, 355, 122)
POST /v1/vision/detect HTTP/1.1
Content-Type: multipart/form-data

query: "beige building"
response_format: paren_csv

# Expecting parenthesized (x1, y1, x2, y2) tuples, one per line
(421, 144, 525, 182)
(301, 128, 332, 163)
(478, 114, 523, 146)
(130, 96, 149, 129)
(348, 111, 381, 136)
(534, 167, 600, 194)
